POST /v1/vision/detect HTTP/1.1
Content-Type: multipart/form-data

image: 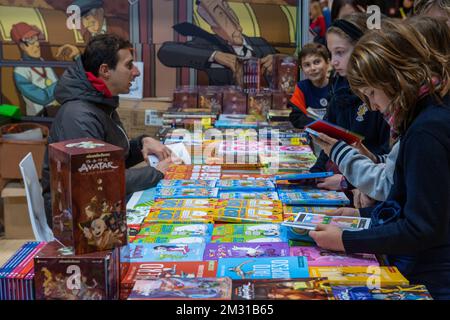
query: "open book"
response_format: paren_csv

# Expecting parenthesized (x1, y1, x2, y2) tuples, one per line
(148, 142, 191, 167)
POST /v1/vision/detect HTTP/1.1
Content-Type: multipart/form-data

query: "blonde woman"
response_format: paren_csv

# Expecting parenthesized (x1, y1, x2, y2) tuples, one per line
(309, 20, 450, 299)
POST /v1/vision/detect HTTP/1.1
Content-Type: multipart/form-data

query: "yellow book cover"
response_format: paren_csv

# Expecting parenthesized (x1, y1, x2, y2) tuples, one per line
(309, 266, 409, 286)
(144, 208, 215, 224)
(212, 207, 283, 223)
(152, 198, 218, 209)
(216, 199, 283, 209)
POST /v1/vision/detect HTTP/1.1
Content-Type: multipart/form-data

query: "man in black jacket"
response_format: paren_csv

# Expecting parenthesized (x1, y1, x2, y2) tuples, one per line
(158, 0, 278, 85)
(42, 34, 172, 228)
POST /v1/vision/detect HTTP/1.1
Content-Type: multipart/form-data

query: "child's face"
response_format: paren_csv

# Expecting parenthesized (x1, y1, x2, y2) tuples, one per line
(327, 33, 354, 77)
(359, 86, 392, 114)
(301, 54, 329, 84)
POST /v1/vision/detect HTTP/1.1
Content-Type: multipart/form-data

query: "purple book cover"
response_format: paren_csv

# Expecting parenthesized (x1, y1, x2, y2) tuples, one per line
(204, 242, 289, 260)
(289, 246, 379, 267)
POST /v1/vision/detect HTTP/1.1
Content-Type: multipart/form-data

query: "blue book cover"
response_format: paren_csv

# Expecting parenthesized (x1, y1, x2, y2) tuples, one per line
(274, 172, 333, 181)
(277, 188, 350, 206)
(216, 257, 309, 280)
(156, 180, 217, 189)
(332, 285, 433, 300)
(219, 191, 279, 200)
(216, 180, 275, 191)
(121, 243, 206, 263)
(156, 187, 219, 199)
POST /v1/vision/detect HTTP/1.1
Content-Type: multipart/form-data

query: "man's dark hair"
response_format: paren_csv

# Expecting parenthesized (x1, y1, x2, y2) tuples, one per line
(82, 34, 132, 77)
(299, 43, 330, 65)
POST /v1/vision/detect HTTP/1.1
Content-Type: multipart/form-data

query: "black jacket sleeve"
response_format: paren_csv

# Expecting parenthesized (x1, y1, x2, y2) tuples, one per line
(343, 131, 450, 255)
(288, 102, 315, 129)
(126, 166, 164, 194)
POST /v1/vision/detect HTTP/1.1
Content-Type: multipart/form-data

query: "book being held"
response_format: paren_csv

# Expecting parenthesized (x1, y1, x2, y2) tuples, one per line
(305, 119, 364, 145)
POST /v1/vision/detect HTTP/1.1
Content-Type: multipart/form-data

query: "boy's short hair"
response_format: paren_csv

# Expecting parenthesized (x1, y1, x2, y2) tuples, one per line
(298, 43, 330, 66)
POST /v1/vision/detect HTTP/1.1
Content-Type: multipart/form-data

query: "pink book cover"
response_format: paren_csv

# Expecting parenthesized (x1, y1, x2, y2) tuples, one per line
(289, 246, 379, 267)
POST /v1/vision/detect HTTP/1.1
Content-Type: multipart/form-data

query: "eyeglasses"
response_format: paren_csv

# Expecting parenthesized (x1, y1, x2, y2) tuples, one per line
(21, 36, 39, 46)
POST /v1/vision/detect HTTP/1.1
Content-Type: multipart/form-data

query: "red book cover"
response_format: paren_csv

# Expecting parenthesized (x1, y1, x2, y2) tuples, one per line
(306, 120, 364, 145)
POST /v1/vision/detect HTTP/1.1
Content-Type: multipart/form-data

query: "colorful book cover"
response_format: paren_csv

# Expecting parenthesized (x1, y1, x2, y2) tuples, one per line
(283, 206, 340, 217)
(121, 243, 206, 263)
(309, 266, 409, 286)
(213, 207, 283, 223)
(216, 180, 275, 191)
(132, 234, 209, 245)
(204, 242, 289, 260)
(232, 278, 332, 300)
(217, 257, 309, 280)
(289, 247, 379, 267)
(283, 213, 371, 231)
(138, 223, 214, 237)
(277, 188, 350, 206)
(331, 285, 433, 300)
(128, 277, 232, 300)
(155, 187, 219, 199)
(274, 172, 333, 181)
(306, 119, 364, 145)
(211, 235, 284, 243)
(213, 224, 282, 237)
(216, 199, 282, 210)
(219, 191, 280, 200)
(144, 208, 215, 224)
(156, 180, 217, 188)
(151, 199, 217, 209)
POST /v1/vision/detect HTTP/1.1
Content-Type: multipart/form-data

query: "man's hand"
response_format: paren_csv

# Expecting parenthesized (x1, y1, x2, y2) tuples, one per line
(56, 44, 80, 61)
(311, 133, 338, 156)
(353, 141, 378, 163)
(317, 174, 343, 191)
(309, 224, 345, 252)
(213, 51, 238, 73)
(326, 207, 360, 217)
(155, 157, 173, 175)
(141, 137, 172, 161)
(352, 189, 376, 209)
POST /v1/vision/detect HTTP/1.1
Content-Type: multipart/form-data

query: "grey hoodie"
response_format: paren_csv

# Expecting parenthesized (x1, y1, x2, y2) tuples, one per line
(41, 58, 164, 227)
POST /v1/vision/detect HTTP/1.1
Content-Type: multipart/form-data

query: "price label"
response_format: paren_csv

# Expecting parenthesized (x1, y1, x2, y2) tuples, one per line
(201, 118, 212, 127)
(291, 137, 300, 145)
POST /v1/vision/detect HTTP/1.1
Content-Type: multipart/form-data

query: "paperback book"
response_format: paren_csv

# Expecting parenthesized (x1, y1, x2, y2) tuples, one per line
(121, 243, 206, 263)
(219, 191, 280, 200)
(137, 223, 214, 237)
(216, 180, 275, 191)
(144, 208, 215, 224)
(155, 187, 219, 199)
(331, 285, 433, 300)
(156, 180, 217, 188)
(213, 207, 283, 223)
(203, 243, 289, 260)
(289, 247, 379, 267)
(277, 188, 350, 206)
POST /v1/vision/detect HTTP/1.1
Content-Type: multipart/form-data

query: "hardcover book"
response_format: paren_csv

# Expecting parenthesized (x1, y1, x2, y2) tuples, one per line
(216, 180, 276, 191)
(217, 257, 309, 280)
(144, 208, 215, 224)
(331, 285, 433, 300)
(156, 180, 217, 189)
(151, 199, 218, 209)
(277, 188, 350, 206)
(213, 207, 283, 223)
(155, 187, 219, 199)
(121, 243, 206, 263)
(289, 247, 379, 267)
(219, 191, 280, 200)
(212, 224, 282, 237)
(137, 223, 214, 237)
(203, 243, 289, 260)
(232, 278, 332, 300)
(305, 119, 364, 145)
(128, 277, 232, 300)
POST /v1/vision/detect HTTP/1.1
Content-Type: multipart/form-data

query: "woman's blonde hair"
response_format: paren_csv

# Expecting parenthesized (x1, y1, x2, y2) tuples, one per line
(347, 19, 449, 134)
(327, 12, 369, 44)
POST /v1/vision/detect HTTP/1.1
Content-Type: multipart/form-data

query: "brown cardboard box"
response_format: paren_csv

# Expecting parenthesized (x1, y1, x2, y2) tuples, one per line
(1, 182, 34, 239)
(117, 98, 171, 139)
(0, 123, 48, 179)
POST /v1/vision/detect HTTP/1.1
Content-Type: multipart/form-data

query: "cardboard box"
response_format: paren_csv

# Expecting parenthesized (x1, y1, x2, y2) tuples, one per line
(49, 138, 127, 254)
(117, 98, 171, 139)
(1, 182, 34, 239)
(0, 123, 48, 179)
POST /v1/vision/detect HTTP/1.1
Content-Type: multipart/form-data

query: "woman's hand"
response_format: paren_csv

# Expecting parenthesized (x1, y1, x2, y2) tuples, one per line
(311, 132, 338, 156)
(316, 174, 343, 191)
(309, 224, 345, 252)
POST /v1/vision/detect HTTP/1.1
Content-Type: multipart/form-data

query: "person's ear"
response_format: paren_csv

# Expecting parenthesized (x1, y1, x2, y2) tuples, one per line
(98, 63, 110, 80)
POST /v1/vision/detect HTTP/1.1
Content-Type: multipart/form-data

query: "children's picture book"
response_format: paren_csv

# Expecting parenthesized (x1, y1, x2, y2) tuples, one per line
(128, 277, 232, 300)
(305, 119, 364, 145)
(212, 224, 282, 237)
(216, 199, 283, 210)
(155, 187, 219, 199)
(232, 278, 333, 300)
(331, 285, 433, 300)
(213, 207, 284, 223)
(144, 208, 215, 224)
(219, 191, 280, 200)
(283, 206, 341, 215)
(283, 212, 371, 231)
(137, 223, 214, 237)
(277, 188, 350, 206)
(156, 180, 217, 189)
(151, 199, 218, 209)
(121, 243, 206, 263)
(217, 257, 309, 280)
(204, 243, 290, 260)
(132, 234, 209, 245)
(211, 235, 285, 243)
(289, 247, 379, 267)
(309, 266, 409, 286)
(274, 172, 333, 181)
(216, 180, 275, 191)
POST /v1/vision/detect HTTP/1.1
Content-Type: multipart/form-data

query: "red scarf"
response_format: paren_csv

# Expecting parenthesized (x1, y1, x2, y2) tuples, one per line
(85, 72, 113, 98)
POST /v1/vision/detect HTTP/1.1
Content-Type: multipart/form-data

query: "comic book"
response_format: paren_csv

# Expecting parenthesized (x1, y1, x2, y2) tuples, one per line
(277, 188, 350, 206)
(216, 180, 276, 191)
(216, 199, 283, 210)
(156, 180, 217, 188)
(128, 277, 232, 300)
(289, 247, 379, 267)
(203, 243, 289, 260)
(331, 285, 433, 300)
(144, 208, 215, 224)
(309, 266, 409, 286)
(211, 235, 285, 243)
(120, 261, 218, 299)
(212, 224, 282, 237)
(219, 191, 280, 200)
(232, 278, 332, 300)
(213, 207, 284, 223)
(132, 234, 209, 245)
(137, 223, 214, 237)
(151, 199, 218, 209)
(217, 257, 309, 280)
(155, 187, 219, 199)
(121, 243, 206, 263)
